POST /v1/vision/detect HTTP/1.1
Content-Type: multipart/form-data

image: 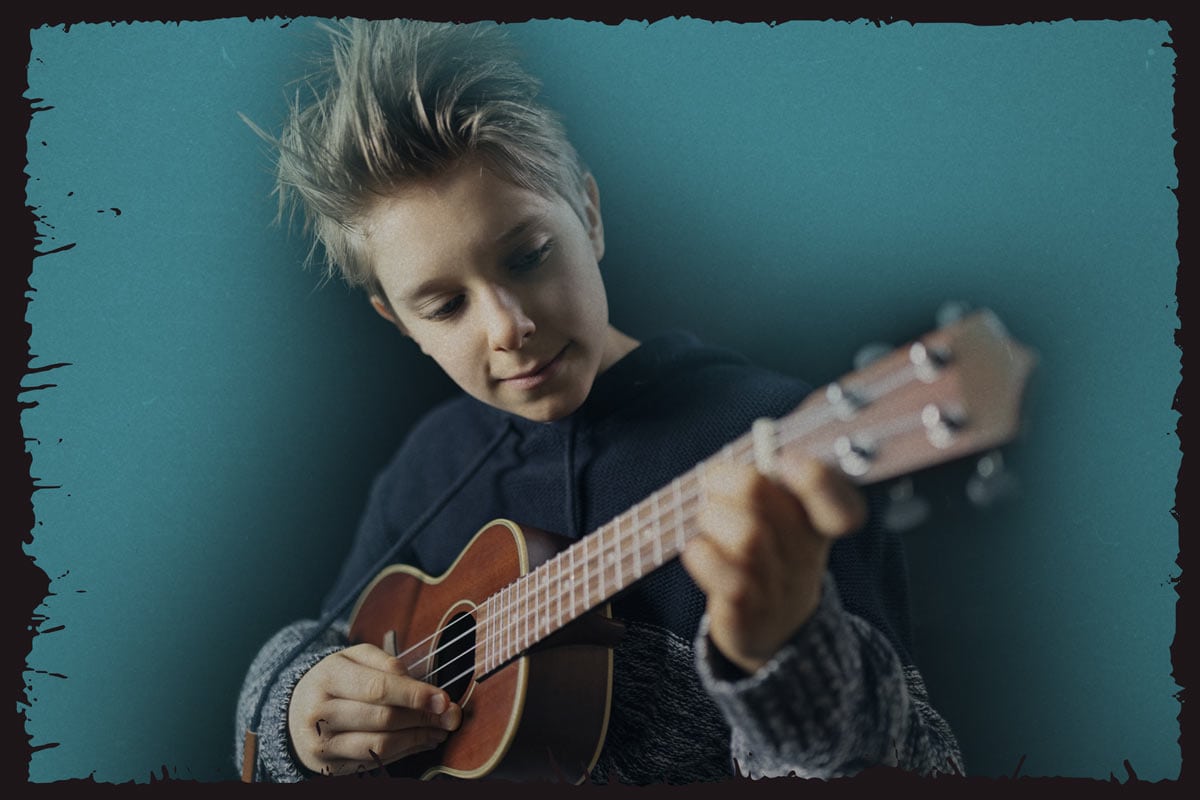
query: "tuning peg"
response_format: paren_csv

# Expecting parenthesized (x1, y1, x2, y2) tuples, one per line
(936, 299, 973, 329)
(881, 477, 931, 532)
(965, 450, 1019, 507)
(853, 342, 893, 371)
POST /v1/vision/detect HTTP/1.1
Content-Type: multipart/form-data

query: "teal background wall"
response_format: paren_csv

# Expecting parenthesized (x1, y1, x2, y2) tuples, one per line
(21, 18, 1179, 783)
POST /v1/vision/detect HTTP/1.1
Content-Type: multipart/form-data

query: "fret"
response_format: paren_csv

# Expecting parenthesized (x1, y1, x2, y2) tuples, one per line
(650, 490, 664, 566)
(534, 565, 542, 643)
(512, 582, 520, 658)
(542, 568, 548, 636)
(511, 583, 518, 658)
(611, 524, 618, 591)
(499, 585, 508, 666)
(502, 585, 508, 663)
(568, 542, 577, 621)
(551, 554, 560, 628)
(612, 515, 624, 582)
(584, 532, 593, 610)
(545, 561, 553, 633)
(525, 569, 533, 646)
(541, 562, 548, 639)
(628, 511, 644, 579)
(528, 576, 535, 650)
(507, 583, 515, 660)
(559, 554, 568, 626)
(521, 576, 529, 651)
(608, 523, 622, 592)
(617, 519, 627, 586)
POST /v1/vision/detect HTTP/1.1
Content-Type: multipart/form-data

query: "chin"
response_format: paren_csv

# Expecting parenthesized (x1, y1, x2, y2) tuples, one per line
(517, 405, 570, 424)
(515, 393, 585, 424)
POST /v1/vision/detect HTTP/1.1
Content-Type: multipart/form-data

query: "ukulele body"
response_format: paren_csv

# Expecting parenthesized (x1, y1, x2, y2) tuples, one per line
(347, 519, 617, 782)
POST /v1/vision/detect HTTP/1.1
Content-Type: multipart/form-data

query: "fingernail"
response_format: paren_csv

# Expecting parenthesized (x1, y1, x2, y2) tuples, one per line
(439, 709, 459, 730)
(426, 694, 446, 714)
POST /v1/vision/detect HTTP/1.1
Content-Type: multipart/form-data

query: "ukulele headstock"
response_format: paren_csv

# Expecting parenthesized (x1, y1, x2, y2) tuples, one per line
(782, 307, 1037, 488)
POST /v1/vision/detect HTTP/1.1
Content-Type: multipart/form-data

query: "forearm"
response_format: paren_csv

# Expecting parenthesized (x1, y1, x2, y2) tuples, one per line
(695, 573, 963, 779)
(234, 619, 349, 782)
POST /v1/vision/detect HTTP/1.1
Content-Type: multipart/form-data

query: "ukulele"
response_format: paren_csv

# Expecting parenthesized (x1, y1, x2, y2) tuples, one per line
(346, 308, 1036, 782)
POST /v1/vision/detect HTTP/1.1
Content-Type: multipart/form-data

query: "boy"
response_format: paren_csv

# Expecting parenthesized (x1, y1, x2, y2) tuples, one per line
(235, 18, 962, 783)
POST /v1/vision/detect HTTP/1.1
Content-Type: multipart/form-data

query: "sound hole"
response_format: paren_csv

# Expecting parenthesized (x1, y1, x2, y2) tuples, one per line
(432, 611, 476, 703)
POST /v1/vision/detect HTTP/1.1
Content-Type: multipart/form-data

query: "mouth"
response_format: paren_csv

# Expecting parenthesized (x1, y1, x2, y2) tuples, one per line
(498, 343, 570, 388)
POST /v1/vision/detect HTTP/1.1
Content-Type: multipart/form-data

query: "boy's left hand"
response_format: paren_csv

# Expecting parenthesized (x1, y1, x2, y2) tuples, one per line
(681, 454, 867, 675)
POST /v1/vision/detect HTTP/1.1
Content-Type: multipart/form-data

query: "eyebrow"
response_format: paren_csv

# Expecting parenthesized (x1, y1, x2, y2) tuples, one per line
(400, 212, 550, 306)
(493, 212, 549, 246)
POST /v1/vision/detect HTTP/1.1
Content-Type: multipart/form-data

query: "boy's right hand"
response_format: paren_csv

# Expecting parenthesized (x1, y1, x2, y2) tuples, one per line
(288, 643, 462, 776)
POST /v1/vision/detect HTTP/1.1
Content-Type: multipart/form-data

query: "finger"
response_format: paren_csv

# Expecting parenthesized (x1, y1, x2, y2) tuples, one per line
(319, 697, 462, 735)
(339, 642, 413, 674)
(324, 654, 452, 714)
(700, 466, 817, 558)
(680, 534, 764, 613)
(289, 681, 460, 774)
(681, 535, 813, 673)
(701, 460, 760, 504)
(696, 492, 777, 570)
(344, 645, 457, 714)
(776, 455, 868, 538)
(318, 726, 451, 773)
(705, 461, 814, 536)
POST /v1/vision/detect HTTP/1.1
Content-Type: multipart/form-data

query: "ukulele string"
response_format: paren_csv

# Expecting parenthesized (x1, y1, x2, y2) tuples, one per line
(379, 477, 708, 681)
(397, 360, 933, 690)
(418, 430, 790, 687)
(469, 360, 933, 656)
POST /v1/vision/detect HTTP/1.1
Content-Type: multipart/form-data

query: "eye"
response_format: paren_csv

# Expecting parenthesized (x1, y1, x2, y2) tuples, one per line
(423, 294, 465, 321)
(510, 240, 553, 273)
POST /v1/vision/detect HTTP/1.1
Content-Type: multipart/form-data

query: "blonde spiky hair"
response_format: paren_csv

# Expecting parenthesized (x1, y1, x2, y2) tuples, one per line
(247, 19, 589, 298)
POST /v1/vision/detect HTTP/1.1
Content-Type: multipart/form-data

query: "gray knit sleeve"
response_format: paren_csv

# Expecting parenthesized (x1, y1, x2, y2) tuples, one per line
(694, 573, 964, 779)
(234, 619, 349, 783)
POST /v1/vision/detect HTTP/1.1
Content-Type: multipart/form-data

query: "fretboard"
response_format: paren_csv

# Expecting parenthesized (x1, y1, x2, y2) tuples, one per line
(475, 433, 752, 674)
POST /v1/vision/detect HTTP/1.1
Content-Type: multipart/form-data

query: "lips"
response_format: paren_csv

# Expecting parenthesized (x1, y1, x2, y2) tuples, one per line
(497, 343, 569, 385)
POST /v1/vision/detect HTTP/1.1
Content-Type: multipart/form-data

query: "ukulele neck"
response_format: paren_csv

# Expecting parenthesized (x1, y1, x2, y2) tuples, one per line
(477, 308, 1035, 674)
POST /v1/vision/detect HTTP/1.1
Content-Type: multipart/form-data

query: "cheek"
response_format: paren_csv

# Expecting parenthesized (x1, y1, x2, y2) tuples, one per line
(417, 335, 479, 385)
(578, 270, 610, 329)
(551, 262, 608, 326)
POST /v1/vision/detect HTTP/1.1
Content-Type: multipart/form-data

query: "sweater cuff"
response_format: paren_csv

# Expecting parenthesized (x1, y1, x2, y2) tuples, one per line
(695, 571, 844, 696)
(256, 643, 345, 782)
(694, 572, 861, 776)
(236, 619, 350, 783)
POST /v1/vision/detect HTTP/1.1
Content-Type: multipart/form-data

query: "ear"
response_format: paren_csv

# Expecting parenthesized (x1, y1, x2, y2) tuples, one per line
(370, 294, 407, 335)
(582, 173, 605, 262)
(370, 294, 431, 355)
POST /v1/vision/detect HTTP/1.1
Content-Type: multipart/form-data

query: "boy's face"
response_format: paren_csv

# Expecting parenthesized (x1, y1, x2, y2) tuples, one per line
(360, 157, 623, 423)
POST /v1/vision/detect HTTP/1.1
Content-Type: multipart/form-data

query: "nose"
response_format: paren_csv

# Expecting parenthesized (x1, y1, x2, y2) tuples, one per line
(482, 284, 536, 351)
